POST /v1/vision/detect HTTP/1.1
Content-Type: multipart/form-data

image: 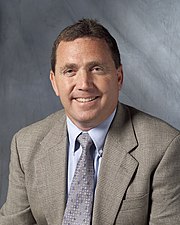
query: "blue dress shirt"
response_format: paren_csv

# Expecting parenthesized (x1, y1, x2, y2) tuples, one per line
(66, 109, 116, 194)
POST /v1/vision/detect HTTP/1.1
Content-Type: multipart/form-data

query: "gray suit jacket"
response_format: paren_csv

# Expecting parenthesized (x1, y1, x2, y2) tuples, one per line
(0, 103, 180, 225)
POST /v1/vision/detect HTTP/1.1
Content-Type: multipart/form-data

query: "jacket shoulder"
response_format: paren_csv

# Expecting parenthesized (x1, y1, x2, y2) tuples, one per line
(15, 109, 65, 142)
(125, 104, 180, 143)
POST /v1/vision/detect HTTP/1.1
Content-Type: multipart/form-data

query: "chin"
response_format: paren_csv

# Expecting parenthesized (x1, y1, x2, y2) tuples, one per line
(77, 117, 95, 125)
(75, 115, 99, 128)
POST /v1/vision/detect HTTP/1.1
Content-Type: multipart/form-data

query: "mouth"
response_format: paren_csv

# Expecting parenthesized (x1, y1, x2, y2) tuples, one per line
(75, 97, 98, 103)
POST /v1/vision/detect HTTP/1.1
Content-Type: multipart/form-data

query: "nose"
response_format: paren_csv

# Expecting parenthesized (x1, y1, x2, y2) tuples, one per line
(76, 69, 93, 90)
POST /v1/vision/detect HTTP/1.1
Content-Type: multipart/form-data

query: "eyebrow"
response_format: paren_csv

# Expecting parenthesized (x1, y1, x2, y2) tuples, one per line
(59, 63, 77, 72)
(86, 61, 107, 68)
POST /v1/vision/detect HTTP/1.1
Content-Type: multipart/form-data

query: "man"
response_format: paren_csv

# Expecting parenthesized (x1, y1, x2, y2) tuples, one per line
(0, 19, 180, 225)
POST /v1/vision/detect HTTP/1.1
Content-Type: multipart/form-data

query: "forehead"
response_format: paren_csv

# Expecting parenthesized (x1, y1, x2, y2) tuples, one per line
(56, 37, 114, 65)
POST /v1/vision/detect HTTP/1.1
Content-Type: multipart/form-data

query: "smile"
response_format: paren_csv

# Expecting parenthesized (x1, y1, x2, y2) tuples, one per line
(75, 97, 98, 103)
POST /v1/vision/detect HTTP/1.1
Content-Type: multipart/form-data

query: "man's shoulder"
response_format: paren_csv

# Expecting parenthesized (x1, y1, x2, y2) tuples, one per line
(15, 109, 65, 141)
(123, 103, 179, 138)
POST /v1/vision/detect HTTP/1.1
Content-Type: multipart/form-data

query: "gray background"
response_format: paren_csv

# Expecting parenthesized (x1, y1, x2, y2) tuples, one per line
(0, 0, 180, 207)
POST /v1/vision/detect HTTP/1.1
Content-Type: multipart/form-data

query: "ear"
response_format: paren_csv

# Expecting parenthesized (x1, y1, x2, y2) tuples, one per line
(117, 65, 123, 90)
(50, 70, 59, 96)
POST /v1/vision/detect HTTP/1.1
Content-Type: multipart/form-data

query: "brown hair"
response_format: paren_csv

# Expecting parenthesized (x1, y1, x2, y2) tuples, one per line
(51, 18, 121, 73)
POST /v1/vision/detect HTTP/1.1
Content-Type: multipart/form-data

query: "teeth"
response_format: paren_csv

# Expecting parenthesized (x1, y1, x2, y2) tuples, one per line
(76, 97, 96, 102)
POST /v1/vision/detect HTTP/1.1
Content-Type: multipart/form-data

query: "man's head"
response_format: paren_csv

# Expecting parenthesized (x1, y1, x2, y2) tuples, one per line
(51, 18, 121, 73)
(50, 19, 123, 131)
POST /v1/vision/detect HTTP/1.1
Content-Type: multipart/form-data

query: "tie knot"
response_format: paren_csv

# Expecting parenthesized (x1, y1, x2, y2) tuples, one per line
(77, 133, 93, 150)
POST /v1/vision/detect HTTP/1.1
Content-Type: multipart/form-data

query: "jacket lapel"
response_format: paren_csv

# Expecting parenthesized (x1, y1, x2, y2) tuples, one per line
(92, 104, 139, 225)
(34, 112, 68, 225)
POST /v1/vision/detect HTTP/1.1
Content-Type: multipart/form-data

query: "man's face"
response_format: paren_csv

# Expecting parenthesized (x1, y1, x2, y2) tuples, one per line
(50, 37, 123, 130)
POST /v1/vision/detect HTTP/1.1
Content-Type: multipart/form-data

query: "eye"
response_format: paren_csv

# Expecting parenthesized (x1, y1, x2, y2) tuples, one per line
(93, 66, 102, 71)
(63, 69, 76, 77)
(91, 66, 105, 74)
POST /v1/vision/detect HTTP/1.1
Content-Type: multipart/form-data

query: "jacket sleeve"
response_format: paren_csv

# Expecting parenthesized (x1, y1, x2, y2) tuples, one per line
(0, 134, 37, 225)
(149, 133, 180, 224)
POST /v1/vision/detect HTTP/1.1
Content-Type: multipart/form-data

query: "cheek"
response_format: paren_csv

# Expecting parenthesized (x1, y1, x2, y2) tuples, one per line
(95, 76, 110, 89)
(57, 81, 74, 100)
(98, 78, 119, 94)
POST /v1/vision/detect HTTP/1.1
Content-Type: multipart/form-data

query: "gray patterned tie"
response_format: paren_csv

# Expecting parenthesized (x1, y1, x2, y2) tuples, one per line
(62, 133, 95, 225)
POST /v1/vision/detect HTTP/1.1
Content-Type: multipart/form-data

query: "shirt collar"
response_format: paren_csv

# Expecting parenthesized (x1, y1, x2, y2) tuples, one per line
(66, 109, 116, 154)
(88, 110, 116, 152)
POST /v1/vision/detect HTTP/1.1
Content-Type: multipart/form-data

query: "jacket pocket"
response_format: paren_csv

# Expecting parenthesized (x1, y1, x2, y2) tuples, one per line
(121, 193, 149, 211)
(114, 194, 149, 225)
